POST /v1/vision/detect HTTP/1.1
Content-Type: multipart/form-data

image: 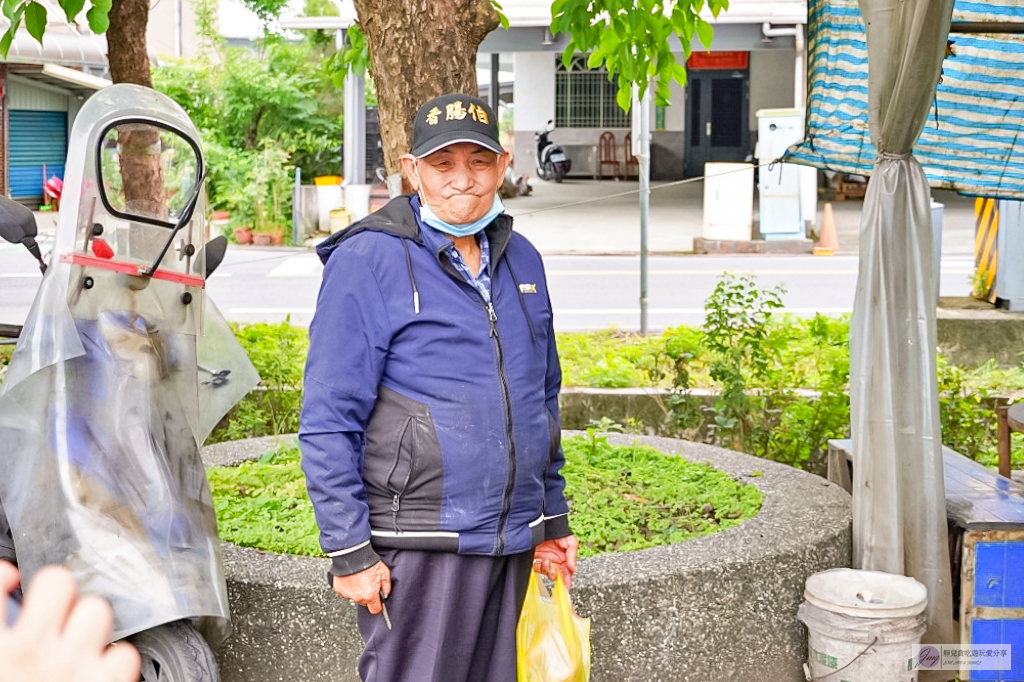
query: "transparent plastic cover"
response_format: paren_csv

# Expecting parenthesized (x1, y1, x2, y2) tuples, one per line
(0, 84, 258, 642)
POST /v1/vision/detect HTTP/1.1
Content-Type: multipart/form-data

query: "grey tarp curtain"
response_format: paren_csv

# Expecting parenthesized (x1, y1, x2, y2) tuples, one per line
(851, 0, 956, 645)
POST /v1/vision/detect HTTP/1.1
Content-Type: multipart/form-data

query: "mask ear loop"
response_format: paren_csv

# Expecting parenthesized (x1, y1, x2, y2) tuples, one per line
(413, 159, 427, 208)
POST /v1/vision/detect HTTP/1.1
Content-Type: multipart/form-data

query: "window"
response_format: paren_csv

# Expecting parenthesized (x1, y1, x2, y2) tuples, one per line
(555, 56, 631, 128)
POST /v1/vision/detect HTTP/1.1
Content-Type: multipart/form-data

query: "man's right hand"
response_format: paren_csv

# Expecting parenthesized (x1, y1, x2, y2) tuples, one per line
(331, 561, 391, 615)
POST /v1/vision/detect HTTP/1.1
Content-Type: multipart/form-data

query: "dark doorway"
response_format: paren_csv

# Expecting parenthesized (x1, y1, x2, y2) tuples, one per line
(684, 69, 750, 177)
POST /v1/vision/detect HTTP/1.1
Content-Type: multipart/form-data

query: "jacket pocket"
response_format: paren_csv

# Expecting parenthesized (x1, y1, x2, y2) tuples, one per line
(385, 417, 416, 532)
(364, 386, 445, 533)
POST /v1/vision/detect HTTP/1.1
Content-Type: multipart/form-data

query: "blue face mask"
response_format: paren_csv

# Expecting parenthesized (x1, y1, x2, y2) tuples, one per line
(418, 194, 505, 238)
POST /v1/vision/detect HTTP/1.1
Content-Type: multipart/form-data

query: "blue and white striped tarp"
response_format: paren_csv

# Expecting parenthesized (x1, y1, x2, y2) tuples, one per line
(786, 0, 1024, 199)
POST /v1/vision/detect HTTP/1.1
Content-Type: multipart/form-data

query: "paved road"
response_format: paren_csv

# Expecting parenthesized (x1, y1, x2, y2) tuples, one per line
(0, 241, 976, 333)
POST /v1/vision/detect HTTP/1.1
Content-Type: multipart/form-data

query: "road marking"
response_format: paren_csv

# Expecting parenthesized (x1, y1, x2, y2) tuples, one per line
(268, 256, 323, 278)
(547, 269, 972, 276)
(556, 307, 854, 315)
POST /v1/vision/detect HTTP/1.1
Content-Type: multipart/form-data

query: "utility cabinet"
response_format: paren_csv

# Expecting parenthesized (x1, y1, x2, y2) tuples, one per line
(755, 108, 817, 240)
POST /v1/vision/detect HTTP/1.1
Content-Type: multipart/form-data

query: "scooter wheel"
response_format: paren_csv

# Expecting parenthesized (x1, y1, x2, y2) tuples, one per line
(129, 621, 219, 682)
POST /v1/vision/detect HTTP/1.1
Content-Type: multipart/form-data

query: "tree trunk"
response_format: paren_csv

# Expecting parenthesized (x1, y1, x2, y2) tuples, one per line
(107, 0, 153, 87)
(352, 0, 499, 189)
(107, 0, 165, 216)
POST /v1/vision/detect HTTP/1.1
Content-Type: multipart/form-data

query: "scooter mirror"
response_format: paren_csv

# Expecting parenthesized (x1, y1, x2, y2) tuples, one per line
(0, 196, 46, 274)
(0, 195, 38, 244)
(200, 235, 228, 279)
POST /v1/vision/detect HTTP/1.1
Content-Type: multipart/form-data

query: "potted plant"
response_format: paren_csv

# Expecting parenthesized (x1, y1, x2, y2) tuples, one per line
(249, 146, 293, 247)
(233, 226, 253, 244)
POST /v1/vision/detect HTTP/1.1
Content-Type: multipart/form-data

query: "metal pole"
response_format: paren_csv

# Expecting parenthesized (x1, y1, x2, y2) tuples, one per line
(638, 85, 651, 334)
(490, 53, 500, 114)
(292, 166, 301, 246)
(340, 29, 367, 186)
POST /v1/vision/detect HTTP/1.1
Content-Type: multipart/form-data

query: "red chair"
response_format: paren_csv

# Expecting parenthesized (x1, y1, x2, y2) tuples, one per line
(623, 132, 639, 179)
(598, 131, 620, 180)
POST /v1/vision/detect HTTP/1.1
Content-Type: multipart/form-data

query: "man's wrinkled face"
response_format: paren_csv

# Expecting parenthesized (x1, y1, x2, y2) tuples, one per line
(401, 143, 510, 226)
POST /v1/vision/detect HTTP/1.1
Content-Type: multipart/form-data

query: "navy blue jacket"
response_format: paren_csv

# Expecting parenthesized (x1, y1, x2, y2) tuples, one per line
(300, 196, 570, 577)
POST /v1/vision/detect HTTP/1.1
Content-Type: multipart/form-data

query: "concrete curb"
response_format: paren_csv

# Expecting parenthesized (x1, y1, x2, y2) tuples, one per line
(202, 434, 851, 682)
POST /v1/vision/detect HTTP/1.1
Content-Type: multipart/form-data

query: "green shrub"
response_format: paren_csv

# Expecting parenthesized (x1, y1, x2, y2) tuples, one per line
(555, 329, 664, 388)
(213, 277, 1024, 474)
(207, 434, 763, 557)
(0, 344, 13, 384)
(207, 321, 307, 443)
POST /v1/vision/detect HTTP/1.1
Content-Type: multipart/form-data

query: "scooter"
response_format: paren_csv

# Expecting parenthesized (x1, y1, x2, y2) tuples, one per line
(535, 119, 571, 183)
(0, 83, 259, 682)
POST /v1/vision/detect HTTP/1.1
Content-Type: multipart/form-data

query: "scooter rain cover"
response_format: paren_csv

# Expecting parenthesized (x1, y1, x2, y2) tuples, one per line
(0, 85, 259, 643)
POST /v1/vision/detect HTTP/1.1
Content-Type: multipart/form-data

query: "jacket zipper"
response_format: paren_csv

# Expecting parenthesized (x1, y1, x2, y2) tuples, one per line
(486, 299, 517, 555)
(437, 251, 518, 554)
(386, 418, 414, 533)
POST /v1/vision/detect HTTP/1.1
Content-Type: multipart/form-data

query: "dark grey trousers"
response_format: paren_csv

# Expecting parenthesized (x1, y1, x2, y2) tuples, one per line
(357, 548, 534, 682)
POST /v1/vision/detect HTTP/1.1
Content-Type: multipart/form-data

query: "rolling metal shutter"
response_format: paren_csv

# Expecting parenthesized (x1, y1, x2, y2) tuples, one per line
(8, 110, 67, 202)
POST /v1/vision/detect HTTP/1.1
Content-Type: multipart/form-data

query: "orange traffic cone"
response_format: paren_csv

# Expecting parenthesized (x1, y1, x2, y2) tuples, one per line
(813, 203, 838, 256)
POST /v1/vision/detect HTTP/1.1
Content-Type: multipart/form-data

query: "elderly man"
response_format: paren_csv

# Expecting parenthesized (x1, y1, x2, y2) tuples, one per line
(299, 93, 578, 682)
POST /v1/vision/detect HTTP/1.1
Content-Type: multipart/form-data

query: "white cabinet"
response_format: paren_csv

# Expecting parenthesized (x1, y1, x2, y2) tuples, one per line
(703, 162, 755, 241)
(756, 108, 817, 240)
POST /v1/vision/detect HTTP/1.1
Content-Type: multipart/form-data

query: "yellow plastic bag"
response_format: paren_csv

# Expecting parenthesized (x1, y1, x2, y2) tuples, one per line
(517, 572, 591, 682)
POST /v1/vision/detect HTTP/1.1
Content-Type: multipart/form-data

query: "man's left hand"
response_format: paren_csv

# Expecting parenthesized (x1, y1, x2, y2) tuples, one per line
(533, 535, 579, 589)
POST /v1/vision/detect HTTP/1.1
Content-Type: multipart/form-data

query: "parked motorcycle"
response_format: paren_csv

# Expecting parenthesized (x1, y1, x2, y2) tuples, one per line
(0, 84, 259, 681)
(535, 119, 571, 183)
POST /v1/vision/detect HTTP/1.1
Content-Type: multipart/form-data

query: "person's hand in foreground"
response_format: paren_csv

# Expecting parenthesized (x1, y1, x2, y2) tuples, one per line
(332, 561, 392, 615)
(0, 562, 140, 682)
(533, 535, 579, 589)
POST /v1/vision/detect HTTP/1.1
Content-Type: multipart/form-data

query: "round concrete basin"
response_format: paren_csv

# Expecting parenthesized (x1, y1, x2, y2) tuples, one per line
(202, 433, 851, 682)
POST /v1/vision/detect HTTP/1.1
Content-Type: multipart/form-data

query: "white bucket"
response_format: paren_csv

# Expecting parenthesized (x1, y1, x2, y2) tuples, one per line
(798, 569, 928, 682)
(344, 184, 371, 222)
(316, 184, 344, 233)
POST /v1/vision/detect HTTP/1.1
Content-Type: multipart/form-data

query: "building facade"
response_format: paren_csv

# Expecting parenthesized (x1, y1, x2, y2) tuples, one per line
(0, 3, 110, 204)
(483, 0, 806, 180)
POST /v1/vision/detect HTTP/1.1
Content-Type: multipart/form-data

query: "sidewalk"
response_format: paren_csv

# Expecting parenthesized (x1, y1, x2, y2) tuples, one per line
(30, 179, 978, 259)
(504, 175, 978, 256)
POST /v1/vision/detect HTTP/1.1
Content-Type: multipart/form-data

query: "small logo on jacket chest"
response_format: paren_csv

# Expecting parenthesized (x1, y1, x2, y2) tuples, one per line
(519, 283, 537, 294)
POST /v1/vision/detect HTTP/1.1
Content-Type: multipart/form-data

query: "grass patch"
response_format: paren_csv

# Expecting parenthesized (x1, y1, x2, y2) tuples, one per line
(207, 435, 763, 558)
(562, 433, 763, 557)
(208, 441, 321, 556)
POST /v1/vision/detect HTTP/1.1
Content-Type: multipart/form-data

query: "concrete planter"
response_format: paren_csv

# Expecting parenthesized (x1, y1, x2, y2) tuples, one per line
(202, 434, 851, 682)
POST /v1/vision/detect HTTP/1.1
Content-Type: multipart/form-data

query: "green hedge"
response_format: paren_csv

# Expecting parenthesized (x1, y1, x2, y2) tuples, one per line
(208, 276, 1024, 474)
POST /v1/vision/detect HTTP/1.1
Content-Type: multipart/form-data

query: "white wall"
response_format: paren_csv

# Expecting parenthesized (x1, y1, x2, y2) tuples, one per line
(662, 78, 685, 132)
(149, 0, 204, 58)
(513, 52, 555, 131)
(8, 78, 68, 111)
(749, 49, 797, 130)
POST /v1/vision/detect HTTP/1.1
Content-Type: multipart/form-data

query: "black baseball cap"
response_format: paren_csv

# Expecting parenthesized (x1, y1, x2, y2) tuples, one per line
(411, 93, 504, 158)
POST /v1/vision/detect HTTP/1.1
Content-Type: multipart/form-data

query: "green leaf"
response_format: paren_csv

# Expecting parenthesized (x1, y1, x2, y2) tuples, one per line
(86, 4, 109, 32)
(60, 0, 85, 22)
(24, 1, 45, 43)
(561, 42, 575, 69)
(695, 16, 714, 51)
(490, 0, 508, 30)
(0, 30, 12, 59)
(615, 83, 631, 112)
